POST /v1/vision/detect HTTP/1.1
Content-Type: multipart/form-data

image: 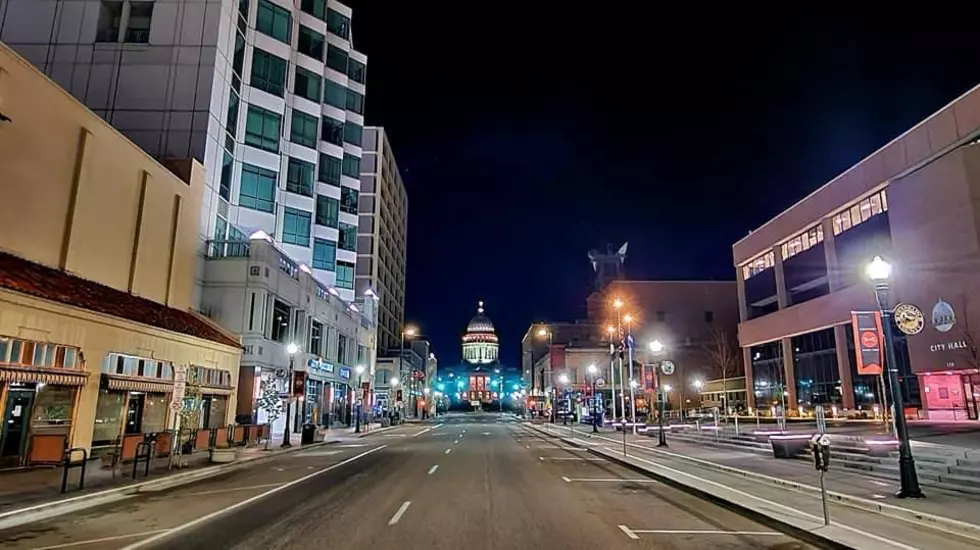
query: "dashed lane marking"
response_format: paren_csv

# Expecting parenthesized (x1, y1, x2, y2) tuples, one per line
(388, 501, 412, 525)
(428, 465, 439, 475)
(618, 525, 640, 540)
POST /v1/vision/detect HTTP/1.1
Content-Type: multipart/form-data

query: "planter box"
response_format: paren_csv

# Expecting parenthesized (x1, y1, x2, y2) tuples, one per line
(769, 434, 812, 459)
(209, 447, 238, 464)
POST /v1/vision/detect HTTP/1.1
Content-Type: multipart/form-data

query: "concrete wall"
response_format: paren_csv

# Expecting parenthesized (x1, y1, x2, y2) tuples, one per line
(0, 41, 204, 311)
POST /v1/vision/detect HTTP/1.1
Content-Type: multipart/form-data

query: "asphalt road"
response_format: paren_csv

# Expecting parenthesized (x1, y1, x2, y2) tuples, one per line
(0, 413, 811, 549)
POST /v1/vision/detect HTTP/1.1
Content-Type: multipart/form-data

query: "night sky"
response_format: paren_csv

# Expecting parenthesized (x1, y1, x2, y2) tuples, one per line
(346, 5, 980, 367)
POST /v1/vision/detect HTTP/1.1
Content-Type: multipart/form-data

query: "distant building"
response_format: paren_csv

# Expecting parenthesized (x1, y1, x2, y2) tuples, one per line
(356, 127, 408, 355)
(733, 82, 980, 419)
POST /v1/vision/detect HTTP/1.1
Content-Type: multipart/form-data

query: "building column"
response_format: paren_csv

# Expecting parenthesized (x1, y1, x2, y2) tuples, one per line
(736, 266, 749, 322)
(780, 338, 798, 414)
(773, 245, 789, 309)
(821, 217, 842, 292)
(743, 347, 755, 410)
(833, 324, 856, 410)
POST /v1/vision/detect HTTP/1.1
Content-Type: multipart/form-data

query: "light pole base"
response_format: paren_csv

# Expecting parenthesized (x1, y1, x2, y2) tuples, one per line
(895, 488, 926, 499)
(280, 442, 292, 449)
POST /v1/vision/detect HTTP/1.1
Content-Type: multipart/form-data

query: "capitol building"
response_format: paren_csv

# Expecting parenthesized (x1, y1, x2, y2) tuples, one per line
(462, 301, 499, 364)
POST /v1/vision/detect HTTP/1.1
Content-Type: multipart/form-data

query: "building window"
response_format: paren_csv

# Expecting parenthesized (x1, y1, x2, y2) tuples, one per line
(327, 8, 350, 39)
(233, 33, 246, 77)
(244, 105, 281, 153)
(271, 300, 290, 343)
(256, 0, 291, 44)
(343, 122, 362, 146)
(297, 25, 325, 61)
(321, 116, 344, 146)
(315, 194, 339, 227)
(832, 189, 888, 236)
(310, 320, 323, 355)
(226, 90, 240, 137)
(318, 154, 342, 186)
(324, 80, 346, 109)
(742, 250, 775, 280)
(219, 151, 233, 201)
(239, 164, 277, 213)
(341, 186, 359, 215)
(342, 153, 360, 179)
(781, 224, 824, 260)
(313, 238, 337, 270)
(339, 222, 356, 251)
(250, 49, 287, 97)
(336, 260, 355, 289)
(282, 207, 312, 247)
(346, 89, 365, 115)
(286, 158, 314, 197)
(96, 1, 124, 42)
(326, 45, 348, 74)
(337, 334, 348, 364)
(347, 58, 366, 84)
(294, 67, 321, 102)
(126, 1, 153, 43)
(290, 109, 318, 149)
(300, 0, 326, 21)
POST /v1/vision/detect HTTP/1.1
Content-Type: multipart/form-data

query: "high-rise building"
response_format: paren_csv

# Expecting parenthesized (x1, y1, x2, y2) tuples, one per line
(356, 127, 407, 354)
(0, 0, 368, 302)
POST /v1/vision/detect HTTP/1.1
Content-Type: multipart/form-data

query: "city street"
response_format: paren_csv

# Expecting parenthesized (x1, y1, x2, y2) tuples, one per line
(0, 413, 809, 550)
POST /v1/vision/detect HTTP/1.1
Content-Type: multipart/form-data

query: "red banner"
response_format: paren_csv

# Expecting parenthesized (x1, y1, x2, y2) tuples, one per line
(851, 311, 884, 375)
(292, 371, 306, 397)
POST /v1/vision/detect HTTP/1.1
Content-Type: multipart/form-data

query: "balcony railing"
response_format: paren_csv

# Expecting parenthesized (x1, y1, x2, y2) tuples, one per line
(206, 239, 251, 259)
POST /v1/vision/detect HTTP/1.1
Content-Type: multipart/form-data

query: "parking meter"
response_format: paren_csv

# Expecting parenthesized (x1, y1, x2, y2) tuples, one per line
(810, 434, 831, 471)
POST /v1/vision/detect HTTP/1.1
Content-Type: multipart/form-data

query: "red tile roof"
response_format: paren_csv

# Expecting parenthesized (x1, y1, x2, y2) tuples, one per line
(0, 251, 240, 349)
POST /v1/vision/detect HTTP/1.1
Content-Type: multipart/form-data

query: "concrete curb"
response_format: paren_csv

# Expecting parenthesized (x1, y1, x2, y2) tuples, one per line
(529, 424, 980, 544)
(0, 439, 336, 532)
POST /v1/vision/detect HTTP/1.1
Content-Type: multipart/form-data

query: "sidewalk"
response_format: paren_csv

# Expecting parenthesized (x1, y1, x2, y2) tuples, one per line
(538, 423, 980, 549)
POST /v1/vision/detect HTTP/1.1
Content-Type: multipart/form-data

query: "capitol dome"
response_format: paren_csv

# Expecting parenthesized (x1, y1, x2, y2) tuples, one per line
(462, 301, 499, 364)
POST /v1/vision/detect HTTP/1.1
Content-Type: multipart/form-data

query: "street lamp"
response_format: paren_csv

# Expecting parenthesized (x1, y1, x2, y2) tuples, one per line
(557, 374, 570, 425)
(400, 326, 418, 419)
(587, 364, 600, 432)
(282, 342, 299, 448)
(605, 324, 618, 424)
(354, 365, 365, 433)
(537, 327, 555, 422)
(866, 255, 924, 499)
(649, 339, 669, 447)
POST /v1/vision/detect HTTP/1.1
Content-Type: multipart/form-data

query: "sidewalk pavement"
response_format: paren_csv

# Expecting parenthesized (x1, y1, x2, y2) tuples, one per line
(536, 423, 980, 549)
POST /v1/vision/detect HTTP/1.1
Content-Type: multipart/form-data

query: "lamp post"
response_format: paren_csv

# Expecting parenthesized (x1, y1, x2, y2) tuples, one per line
(867, 255, 924, 499)
(613, 298, 626, 427)
(649, 339, 668, 447)
(354, 365, 365, 433)
(693, 379, 703, 412)
(588, 364, 599, 433)
(537, 327, 555, 422)
(624, 313, 638, 434)
(606, 325, 618, 426)
(390, 376, 400, 423)
(558, 374, 571, 436)
(400, 326, 417, 419)
(282, 342, 299, 448)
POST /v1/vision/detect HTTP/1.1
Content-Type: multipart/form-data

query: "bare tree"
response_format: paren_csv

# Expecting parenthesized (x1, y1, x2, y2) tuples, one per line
(700, 326, 742, 410)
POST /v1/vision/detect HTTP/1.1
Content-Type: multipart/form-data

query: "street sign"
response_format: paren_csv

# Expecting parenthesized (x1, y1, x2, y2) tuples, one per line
(275, 368, 287, 379)
(660, 361, 675, 376)
(595, 378, 606, 388)
(170, 364, 187, 412)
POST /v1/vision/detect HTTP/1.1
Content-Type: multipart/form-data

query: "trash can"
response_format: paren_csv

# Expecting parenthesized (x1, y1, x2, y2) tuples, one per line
(301, 423, 316, 445)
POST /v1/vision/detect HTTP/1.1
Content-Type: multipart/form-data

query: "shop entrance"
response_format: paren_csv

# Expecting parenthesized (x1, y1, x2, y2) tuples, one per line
(125, 392, 145, 434)
(1, 387, 35, 462)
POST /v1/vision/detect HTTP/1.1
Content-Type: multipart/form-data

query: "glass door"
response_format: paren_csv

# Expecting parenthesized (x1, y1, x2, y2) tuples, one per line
(124, 393, 145, 434)
(1, 388, 35, 460)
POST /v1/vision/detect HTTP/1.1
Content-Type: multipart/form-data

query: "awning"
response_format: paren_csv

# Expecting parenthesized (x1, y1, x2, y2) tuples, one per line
(103, 374, 173, 394)
(199, 385, 234, 396)
(0, 366, 89, 386)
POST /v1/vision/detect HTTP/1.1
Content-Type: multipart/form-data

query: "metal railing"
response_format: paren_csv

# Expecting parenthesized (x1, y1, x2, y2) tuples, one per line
(61, 447, 88, 493)
(206, 239, 251, 259)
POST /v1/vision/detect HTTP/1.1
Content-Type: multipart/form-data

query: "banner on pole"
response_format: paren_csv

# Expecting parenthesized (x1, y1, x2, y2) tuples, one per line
(851, 311, 884, 375)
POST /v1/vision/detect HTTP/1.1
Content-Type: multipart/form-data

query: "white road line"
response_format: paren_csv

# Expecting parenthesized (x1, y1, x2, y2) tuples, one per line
(182, 483, 284, 497)
(412, 428, 432, 437)
(383, 434, 407, 437)
(434, 423, 444, 429)
(454, 440, 460, 445)
(538, 457, 605, 461)
(428, 465, 439, 475)
(632, 529, 783, 536)
(388, 501, 412, 525)
(482, 432, 491, 435)
(445, 448, 452, 455)
(561, 476, 572, 483)
(121, 445, 387, 549)
(33, 530, 171, 550)
(618, 525, 640, 540)
(338, 444, 368, 447)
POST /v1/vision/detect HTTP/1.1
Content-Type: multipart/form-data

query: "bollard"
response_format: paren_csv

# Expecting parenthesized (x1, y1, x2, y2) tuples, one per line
(61, 447, 88, 493)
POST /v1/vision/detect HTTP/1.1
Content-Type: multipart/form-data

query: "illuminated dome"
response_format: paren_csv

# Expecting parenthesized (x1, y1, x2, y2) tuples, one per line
(462, 301, 499, 364)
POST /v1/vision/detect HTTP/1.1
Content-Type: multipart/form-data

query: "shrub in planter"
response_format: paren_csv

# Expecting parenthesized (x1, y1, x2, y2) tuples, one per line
(209, 442, 238, 464)
(380, 417, 391, 428)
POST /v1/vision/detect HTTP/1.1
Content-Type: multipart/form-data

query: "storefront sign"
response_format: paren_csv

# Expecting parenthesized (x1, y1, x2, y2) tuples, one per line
(894, 303, 925, 335)
(292, 371, 306, 397)
(932, 299, 956, 333)
(930, 340, 969, 352)
(851, 311, 884, 375)
(170, 365, 187, 412)
(307, 358, 334, 374)
(339, 367, 351, 380)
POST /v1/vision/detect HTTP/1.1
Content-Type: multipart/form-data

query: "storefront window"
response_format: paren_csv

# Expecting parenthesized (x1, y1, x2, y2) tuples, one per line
(142, 394, 169, 433)
(31, 385, 75, 434)
(92, 390, 125, 446)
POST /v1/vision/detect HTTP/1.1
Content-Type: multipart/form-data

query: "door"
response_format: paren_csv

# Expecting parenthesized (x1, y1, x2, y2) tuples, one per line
(125, 393, 145, 434)
(200, 396, 213, 428)
(1, 388, 35, 460)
